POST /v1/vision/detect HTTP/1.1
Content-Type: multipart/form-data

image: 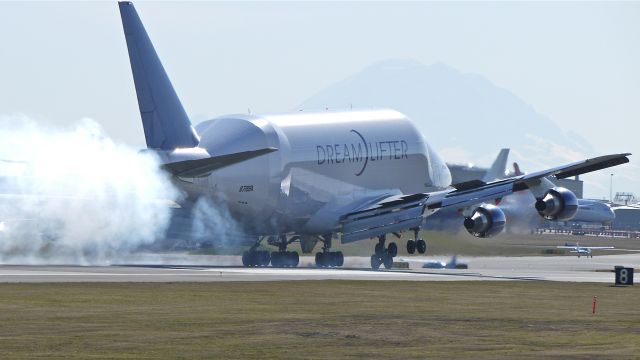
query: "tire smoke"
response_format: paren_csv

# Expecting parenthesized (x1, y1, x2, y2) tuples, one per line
(0, 115, 180, 264)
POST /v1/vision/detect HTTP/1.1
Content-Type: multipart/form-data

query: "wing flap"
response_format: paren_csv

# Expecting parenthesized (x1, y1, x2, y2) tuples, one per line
(341, 196, 426, 243)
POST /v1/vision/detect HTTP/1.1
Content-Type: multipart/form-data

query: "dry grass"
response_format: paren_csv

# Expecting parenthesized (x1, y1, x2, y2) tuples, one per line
(0, 281, 638, 359)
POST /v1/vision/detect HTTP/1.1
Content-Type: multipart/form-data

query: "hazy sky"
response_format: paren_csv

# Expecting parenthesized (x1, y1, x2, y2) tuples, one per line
(0, 1, 638, 197)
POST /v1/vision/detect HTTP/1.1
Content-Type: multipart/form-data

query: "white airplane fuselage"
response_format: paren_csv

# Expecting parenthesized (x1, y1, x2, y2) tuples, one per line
(176, 109, 452, 236)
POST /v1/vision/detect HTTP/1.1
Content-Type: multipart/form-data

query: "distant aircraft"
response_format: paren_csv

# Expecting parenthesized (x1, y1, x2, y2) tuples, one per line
(401, 255, 468, 269)
(447, 148, 510, 183)
(116, 2, 630, 269)
(556, 242, 614, 258)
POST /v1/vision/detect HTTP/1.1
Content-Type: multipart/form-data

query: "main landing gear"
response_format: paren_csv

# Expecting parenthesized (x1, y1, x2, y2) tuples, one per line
(269, 235, 300, 268)
(370, 234, 396, 270)
(242, 238, 271, 267)
(406, 228, 426, 254)
(315, 234, 344, 268)
(242, 235, 299, 267)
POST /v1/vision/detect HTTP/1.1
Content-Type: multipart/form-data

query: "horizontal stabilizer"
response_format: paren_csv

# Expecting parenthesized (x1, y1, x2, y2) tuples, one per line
(162, 148, 277, 177)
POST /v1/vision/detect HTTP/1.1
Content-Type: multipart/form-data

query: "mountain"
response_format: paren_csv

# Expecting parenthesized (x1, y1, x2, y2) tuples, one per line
(298, 59, 594, 172)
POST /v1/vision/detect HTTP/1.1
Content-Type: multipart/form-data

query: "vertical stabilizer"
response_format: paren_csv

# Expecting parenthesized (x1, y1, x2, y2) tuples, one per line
(119, 1, 199, 150)
(483, 148, 510, 182)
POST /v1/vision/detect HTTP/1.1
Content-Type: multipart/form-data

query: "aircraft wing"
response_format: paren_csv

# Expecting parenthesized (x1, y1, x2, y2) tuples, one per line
(340, 153, 630, 243)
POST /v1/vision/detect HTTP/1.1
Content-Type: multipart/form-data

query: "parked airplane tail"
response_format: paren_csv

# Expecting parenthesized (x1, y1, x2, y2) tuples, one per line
(482, 148, 510, 182)
(513, 162, 522, 176)
(119, 1, 199, 150)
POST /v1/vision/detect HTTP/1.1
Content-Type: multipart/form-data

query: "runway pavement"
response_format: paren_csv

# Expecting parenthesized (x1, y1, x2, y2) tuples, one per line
(0, 253, 638, 283)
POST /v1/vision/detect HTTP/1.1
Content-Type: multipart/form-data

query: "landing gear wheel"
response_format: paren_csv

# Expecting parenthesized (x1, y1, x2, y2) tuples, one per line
(388, 242, 398, 257)
(315, 252, 325, 267)
(416, 239, 427, 254)
(374, 243, 384, 256)
(333, 251, 344, 267)
(272, 251, 299, 267)
(288, 251, 300, 267)
(242, 251, 251, 267)
(406, 240, 416, 254)
(259, 251, 271, 267)
(271, 251, 282, 267)
(316, 251, 345, 267)
(383, 254, 393, 269)
(370, 255, 381, 270)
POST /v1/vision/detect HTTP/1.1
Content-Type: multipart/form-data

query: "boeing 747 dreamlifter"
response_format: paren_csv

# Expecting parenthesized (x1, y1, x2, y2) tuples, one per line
(118, 2, 630, 269)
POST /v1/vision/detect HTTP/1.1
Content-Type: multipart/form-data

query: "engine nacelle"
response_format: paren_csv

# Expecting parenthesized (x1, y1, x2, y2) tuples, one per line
(535, 187, 578, 221)
(464, 204, 506, 238)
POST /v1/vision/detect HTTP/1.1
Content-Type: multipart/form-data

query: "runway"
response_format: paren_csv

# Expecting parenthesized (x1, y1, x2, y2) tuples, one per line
(0, 253, 637, 283)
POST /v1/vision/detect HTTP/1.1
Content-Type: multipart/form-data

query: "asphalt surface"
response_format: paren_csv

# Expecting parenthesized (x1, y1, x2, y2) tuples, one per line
(0, 253, 638, 283)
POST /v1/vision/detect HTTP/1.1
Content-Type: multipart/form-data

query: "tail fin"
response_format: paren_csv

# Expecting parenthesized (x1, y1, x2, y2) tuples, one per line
(513, 162, 522, 176)
(119, 1, 199, 150)
(483, 148, 509, 182)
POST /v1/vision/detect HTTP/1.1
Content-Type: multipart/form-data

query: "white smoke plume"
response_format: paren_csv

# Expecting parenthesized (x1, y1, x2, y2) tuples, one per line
(188, 197, 253, 250)
(0, 115, 180, 265)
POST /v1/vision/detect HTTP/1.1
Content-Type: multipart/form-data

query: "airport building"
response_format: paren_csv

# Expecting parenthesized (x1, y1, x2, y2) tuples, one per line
(612, 205, 640, 231)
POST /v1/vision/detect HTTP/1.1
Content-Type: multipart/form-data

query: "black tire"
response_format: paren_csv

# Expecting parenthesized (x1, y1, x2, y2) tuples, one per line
(333, 252, 343, 267)
(374, 242, 384, 256)
(315, 252, 325, 267)
(383, 254, 393, 269)
(370, 255, 381, 270)
(417, 239, 427, 254)
(242, 251, 251, 267)
(334, 251, 344, 267)
(271, 251, 281, 267)
(406, 240, 416, 254)
(259, 251, 270, 267)
(326, 252, 335, 267)
(249, 251, 259, 267)
(289, 251, 299, 267)
(388, 242, 398, 257)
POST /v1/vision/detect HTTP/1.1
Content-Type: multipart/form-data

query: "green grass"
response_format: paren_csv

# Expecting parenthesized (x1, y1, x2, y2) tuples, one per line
(0, 281, 638, 359)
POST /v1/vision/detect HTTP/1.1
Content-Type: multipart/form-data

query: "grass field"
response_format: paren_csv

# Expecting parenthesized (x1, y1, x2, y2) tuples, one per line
(1, 281, 638, 359)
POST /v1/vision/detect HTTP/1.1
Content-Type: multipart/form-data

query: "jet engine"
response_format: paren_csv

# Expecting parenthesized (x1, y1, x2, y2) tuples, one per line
(534, 187, 578, 221)
(463, 204, 506, 238)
